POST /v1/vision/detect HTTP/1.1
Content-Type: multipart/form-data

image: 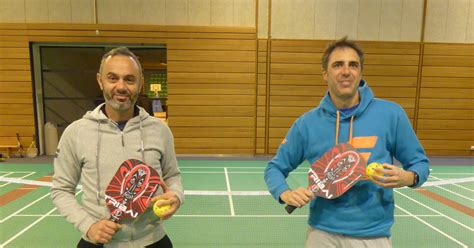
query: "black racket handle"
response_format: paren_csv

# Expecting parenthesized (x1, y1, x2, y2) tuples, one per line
(285, 204, 297, 214)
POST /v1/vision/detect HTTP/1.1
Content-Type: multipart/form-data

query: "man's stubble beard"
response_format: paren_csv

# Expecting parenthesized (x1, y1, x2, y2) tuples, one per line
(103, 91, 138, 112)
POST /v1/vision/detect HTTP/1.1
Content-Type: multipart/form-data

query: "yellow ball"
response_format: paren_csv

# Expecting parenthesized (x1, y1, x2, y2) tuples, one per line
(366, 162, 384, 180)
(153, 200, 171, 218)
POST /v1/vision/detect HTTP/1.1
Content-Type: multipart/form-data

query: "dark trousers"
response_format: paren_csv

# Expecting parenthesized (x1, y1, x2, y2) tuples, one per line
(77, 235, 173, 248)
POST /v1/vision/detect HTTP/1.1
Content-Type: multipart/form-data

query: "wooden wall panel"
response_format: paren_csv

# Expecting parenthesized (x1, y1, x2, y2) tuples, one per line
(0, 23, 472, 156)
(267, 40, 421, 153)
(418, 43, 474, 156)
(0, 26, 33, 148)
(256, 39, 268, 154)
(167, 32, 257, 154)
(0, 23, 257, 155)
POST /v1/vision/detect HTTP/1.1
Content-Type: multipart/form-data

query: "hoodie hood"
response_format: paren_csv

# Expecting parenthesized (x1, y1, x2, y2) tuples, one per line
(318, 79, 374, 146)
(319, 79, 374, 120)
(82, 103, 151, 204)
(83, 103, 150, 124)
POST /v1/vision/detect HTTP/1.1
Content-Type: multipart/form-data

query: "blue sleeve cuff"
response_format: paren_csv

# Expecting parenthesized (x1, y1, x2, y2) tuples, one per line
(407, 170, 419, 188)
(273, 185, 291, 204)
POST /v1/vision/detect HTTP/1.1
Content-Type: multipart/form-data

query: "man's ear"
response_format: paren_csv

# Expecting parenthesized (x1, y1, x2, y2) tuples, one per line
(97, 73, 103, 90)
(140, 76, 145, 93)
(322, 70, 328, 81)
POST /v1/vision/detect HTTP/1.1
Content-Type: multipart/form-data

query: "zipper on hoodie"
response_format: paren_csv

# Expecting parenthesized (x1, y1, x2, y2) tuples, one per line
(111, 120, 125, 147)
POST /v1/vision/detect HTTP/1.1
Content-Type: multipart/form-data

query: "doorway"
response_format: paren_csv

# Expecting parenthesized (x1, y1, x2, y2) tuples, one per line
(31, 44, 167, 154)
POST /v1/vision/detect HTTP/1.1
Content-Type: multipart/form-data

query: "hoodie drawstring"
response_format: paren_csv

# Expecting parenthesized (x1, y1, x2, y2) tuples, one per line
(139, 117, 145, 162)
(335, 111, 340, 145)
(335, 110, 354, 146)
(95, 122, 102, 204)
(349, 115, 354, 145)
(94, 112, 146, 204)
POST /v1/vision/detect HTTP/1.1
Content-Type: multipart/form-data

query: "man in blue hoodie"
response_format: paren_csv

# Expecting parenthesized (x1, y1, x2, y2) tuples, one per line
(264, 37, 429, 247)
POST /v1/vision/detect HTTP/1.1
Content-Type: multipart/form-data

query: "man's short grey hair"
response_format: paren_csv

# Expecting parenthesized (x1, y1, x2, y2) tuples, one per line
(99, 47, 143, 76)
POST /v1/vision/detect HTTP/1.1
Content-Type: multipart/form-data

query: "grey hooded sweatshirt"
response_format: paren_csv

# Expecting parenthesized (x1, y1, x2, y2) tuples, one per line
(51, 103, 184, 247)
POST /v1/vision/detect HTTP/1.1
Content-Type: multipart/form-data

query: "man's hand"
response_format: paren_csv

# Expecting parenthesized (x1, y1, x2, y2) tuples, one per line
(280, 187, 314, 208)
(370, 164, 415, 188)
(86, 219, 121, 244)
(151, 191, 181, 220)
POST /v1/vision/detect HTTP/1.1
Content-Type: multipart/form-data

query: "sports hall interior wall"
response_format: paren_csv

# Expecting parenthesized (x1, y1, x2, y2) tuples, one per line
(0, 23, 472, 156)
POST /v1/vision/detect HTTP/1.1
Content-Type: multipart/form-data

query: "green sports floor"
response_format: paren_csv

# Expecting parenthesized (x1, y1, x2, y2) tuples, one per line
(0, 157, 473, 248)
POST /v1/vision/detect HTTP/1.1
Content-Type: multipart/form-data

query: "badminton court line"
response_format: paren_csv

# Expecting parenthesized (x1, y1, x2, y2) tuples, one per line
(395, 204, 468, 248)
(2, 206, 57, 247)
(395, 190, 473, 231)
(12, 213, 443, 218)
(433, 186, 473, 202)
(224, 167, 235, 216)
(0, 192, 51, 224)
(0, 172, 35, 188)
(423, 177, 474, 187)
(1, 176, 472, 197)
(429, 175, 474, 193)
(0, 172, 15, 187)
(1, 189, 83, 248)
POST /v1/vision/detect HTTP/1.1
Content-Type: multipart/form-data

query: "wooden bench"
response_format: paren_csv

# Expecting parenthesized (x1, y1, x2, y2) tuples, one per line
(0, 137, 19, 158)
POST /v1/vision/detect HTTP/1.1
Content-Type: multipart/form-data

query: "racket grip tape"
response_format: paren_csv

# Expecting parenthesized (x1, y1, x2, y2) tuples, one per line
(285, 204, 297, 214)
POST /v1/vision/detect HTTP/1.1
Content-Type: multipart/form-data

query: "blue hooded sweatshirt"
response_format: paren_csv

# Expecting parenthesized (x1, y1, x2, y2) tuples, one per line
(264, 80, 429, 237)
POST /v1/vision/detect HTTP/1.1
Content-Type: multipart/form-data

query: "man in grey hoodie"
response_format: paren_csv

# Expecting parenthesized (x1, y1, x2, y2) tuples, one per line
(51, 47, 184, 248)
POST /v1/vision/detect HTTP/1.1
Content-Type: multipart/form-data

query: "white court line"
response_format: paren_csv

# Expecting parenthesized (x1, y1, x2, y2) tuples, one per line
(14, 213, 443, 218)
(179, 171, 301, 174)
(395, 214, 443, 217)
(395, 190, 473, 232)
(185, 190, 269, 196)
(180, 171, 228, 174)
(0, 177, 57, 188)
(180, 171, 308, 175)
(224, 167, 235, 216)
(1, 189, 83, 248)
(180, 166, 266, 169)
(0, 172, 14, 187)
(0, 192, 51, 224)
(0, 172, 35, 188)
(434, 186, 474, 202)
(395, 205, 468, 248)
(1, 207, 57, 247)
(179, 167, 474, 174)
(0, 171, 36, 174)
(423, 177, 474, 187)
(0, 177, 472, 196)
(430, 173, 474, 175)
(430, 175, 474, 193)
(175, 214, 307, 218)
(179, 166, 309, 171)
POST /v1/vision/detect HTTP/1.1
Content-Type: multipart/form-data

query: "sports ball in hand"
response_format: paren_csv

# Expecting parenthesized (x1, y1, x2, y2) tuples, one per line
(153, 200, 171, 218)
(366, 162, 384, 180)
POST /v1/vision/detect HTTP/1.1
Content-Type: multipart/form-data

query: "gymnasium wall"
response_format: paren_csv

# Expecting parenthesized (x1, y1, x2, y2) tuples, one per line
(0, 24, 257, 154)
(1, 0, 473, 42)
(0, 0, 473, 156)
(263, 40, 421, 153)
(167, 33, 257, 154)
(417, 43, 474, 156)
(259, 40, 473, 156)
(0, 27, 32, 148)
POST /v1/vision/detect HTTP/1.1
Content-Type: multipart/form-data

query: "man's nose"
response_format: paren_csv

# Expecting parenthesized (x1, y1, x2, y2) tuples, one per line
(341, 64, 350, 75)
(116, 79, 127, 90)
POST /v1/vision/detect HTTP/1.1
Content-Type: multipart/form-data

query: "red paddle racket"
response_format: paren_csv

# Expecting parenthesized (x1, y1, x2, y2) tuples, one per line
(285, 143, 366, 214)
(105, 159, 164, 222)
